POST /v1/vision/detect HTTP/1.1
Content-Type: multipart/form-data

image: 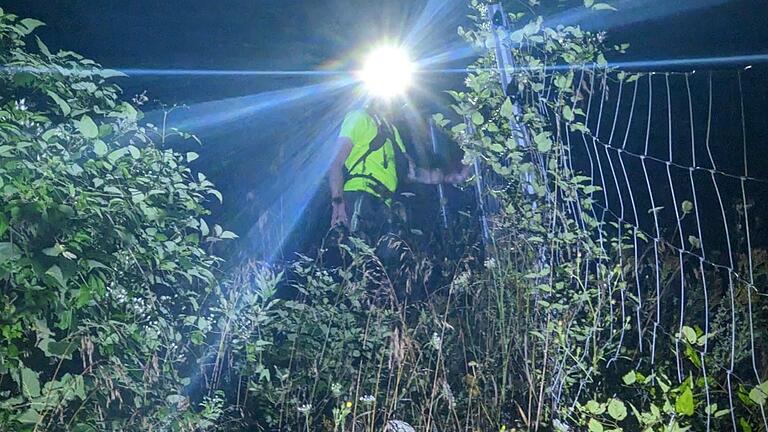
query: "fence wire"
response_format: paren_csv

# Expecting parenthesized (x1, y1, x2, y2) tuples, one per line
(527, 66, 768, 430)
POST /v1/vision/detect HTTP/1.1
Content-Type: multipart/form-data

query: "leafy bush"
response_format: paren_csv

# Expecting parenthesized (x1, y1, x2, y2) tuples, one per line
(436, 1, 768, 430)
(3, 2, 766, 432)
(0, 9, 232, 431)
(209, 243, 400, 431)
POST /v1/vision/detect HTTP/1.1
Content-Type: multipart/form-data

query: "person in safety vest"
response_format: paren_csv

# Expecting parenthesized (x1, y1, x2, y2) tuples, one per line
(328, 100, 467, 241)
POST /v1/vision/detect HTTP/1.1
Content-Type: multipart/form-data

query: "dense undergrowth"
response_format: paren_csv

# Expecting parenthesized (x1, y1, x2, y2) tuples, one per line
(1, 1, 767, 431)
(0, 9, 232, 430)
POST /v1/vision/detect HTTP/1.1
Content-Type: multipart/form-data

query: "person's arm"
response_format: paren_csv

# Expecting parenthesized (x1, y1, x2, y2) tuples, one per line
(329, 137, 353, 227)
(396, 127, 468, 185)
(405, 155, 444, 184)
(443, 164, 472, 184)
(404, 155, 472, 185)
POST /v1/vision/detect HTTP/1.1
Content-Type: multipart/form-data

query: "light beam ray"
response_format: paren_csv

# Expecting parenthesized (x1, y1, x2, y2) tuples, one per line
(406, 0, 734, 66)
(239, 95, 365, 262)
(405, 0, 466, 49)
(545, 0, 730, 31)
(427, 53, 768, 74)
(0, 65, 353, 78)
(416, 43, 477, 69)
(119, 68, 349, 77)
(146, 78, 355, 133)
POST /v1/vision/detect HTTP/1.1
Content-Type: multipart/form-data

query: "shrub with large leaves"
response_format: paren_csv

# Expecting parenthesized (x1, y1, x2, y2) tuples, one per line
(0, 9, 230, 431)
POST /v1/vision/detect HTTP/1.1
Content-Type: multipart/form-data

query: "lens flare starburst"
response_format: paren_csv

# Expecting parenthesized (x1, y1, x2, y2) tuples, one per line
(358, 46, 415, 99)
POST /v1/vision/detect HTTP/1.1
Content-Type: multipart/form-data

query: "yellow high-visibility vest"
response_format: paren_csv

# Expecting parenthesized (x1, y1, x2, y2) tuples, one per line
(339, 110, 406, 200)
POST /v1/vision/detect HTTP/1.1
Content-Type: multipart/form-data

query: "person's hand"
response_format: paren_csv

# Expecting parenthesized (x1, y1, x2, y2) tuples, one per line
(443, 172, 464, 184)
(407, 160, 417, 181)
(444, 166, 472, 184)
(331, 201, 348, 227)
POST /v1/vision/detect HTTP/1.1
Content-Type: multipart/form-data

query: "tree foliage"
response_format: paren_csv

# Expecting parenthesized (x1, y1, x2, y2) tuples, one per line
(2, 2, 766, 432)
(439, 1, 768, 431)
(0, 9, 231, 431)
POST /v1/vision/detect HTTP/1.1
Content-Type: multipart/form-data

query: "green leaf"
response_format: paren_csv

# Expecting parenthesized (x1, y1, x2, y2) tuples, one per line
(471, 111, 484, 125)
(127, 145, 140, 159)
(715, 408, 731, 418)
(562, 105, 575, 122)
(554, 74, 572, 90)
(681, 200, 694, 214)
(688, 235, 701, 249)
(587, 418, 603, 432)
(38, 338, 75, 359)
(0, 242, 22, 263)
(741, 418, 753, 432)
(608, 399, 627, 421)
(47, 91, 71, 116)
(19, 18, 45, 34)
(166, 394, 186, 405)
(93, 140, 108, 157)
(209, 189, 223, 203)
(107, 148, 129, 163)
(35, 36, 51, 57)
(87, 260, 110, 270)
(76, 115, 99, 139)
(0, 214, 7, 237)
(67, 164, 84, 176)
(704, 403, 718, 415)
(650, 403, 661, 421)
(675, 387, 695, 416)
(220, 231, 238, 239)
(16, 407, 41, 424)
(501, 98, 514, 118)
(681, 326, 697, 344)
(21, 367, 41, 398)
(104, 186, 122, 195)
(199, 218, 210, 236)
(584, 0, 595, 7)
(570, 122, 589, 133)
(110, 102, 138, 122)
(592, 3, 618, 11)
(42, 244, 65, 257)
(186, 152, 199, 162)
(73, 374, 86, 399)
(622, 371, 637, 385)
(98, 124, 114, 137)
(534, 132, 553, 152)
(45, 265, 67, 288)
(658, 376, 671, 393)
(748, 384, 767, 406)
(98, 69, 128, 79)
(451, 123, 468, 134)
(585, 400, 605, 415)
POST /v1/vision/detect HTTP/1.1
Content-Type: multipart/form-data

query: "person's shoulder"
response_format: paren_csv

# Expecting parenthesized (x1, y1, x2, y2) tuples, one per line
(343, 109, 373, 123)
(339, 110, 375, 139)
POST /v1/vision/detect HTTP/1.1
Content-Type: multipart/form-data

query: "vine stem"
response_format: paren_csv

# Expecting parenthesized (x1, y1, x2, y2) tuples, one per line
(534, 313, 552, 432)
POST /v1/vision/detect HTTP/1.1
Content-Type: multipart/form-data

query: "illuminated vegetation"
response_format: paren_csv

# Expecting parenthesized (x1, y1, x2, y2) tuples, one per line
(1, 2, 767, 431)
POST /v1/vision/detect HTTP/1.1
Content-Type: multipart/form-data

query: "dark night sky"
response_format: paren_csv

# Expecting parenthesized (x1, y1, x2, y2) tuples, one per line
(7, 1, 767, 100)
(3, 0, 767, 257)
(5, 0, 469, 103)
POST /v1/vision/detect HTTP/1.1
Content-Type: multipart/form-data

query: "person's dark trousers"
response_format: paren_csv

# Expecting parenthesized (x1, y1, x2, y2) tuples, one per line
(320, 191, 390, 271)
(344, 190, 392, 244)
(344, 190, 421, 303)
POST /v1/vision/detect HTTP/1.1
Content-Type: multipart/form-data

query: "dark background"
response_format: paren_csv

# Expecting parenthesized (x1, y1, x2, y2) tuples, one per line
(4, 0, 767, 260)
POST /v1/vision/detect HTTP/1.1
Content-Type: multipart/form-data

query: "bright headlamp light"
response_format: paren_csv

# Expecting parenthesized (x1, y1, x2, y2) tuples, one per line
(358, 46, 415, 99)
